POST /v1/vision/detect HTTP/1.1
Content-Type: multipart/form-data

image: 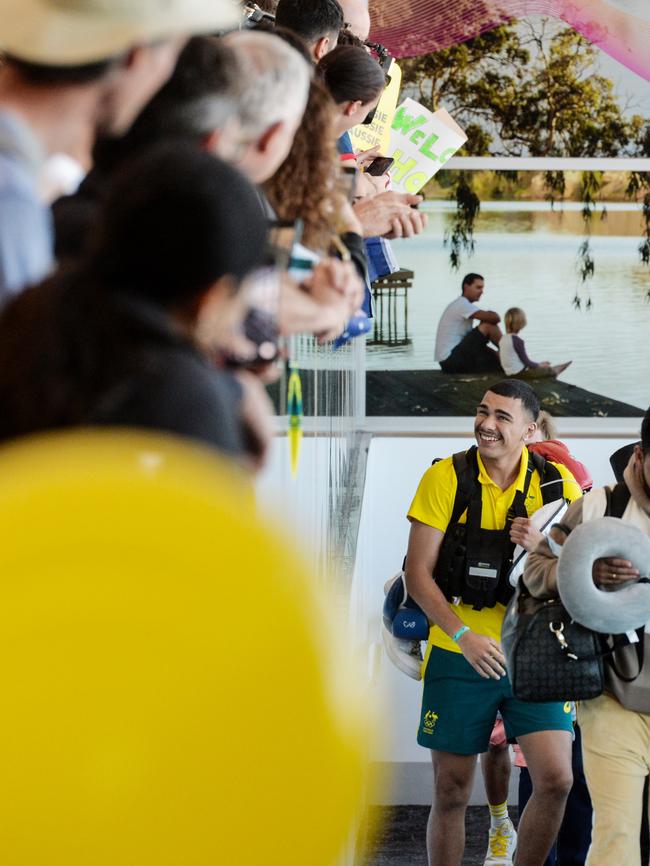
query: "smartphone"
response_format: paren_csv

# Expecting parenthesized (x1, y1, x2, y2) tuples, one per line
(240, 307, 280, 363)
(223, 267, 282, 369)
(267, 218, 303, 269)
(365, 156, 395, 176)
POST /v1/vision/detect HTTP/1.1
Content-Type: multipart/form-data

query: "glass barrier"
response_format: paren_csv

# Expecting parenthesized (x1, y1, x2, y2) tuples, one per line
(267, 334, 367, 591)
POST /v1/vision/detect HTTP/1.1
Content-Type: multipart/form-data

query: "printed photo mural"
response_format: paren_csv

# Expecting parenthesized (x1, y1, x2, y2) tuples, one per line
(365, 11, 649, 417)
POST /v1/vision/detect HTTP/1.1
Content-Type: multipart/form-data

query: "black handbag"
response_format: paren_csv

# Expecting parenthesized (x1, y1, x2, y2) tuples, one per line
(501, 580, 604, 702)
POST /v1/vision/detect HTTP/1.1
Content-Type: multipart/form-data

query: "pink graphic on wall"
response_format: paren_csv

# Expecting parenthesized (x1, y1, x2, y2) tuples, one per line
(370, 0, 650, 82)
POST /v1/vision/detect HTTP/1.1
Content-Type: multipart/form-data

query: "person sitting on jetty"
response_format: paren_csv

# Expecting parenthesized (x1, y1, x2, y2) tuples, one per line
(435, 273, 502, 374)
(499, 307, 571, 378)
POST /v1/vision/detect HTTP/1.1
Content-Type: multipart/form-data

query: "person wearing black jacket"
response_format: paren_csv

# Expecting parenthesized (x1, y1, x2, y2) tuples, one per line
(0, 143, 271, 466)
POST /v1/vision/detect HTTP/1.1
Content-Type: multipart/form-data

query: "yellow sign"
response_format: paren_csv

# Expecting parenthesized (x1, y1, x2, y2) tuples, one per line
(349, 59, 402, 155)
(387, 98, 467, 194)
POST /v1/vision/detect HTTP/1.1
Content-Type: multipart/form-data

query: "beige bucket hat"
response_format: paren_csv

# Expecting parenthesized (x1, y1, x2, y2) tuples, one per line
(0, 0, 242, 66)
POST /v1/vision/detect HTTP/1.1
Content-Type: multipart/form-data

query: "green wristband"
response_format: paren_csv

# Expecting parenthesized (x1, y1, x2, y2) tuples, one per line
(451, 625, 470, 643)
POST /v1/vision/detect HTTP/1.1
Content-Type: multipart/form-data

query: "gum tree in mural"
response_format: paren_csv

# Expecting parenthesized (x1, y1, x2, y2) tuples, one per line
(400, 18, 650, 301)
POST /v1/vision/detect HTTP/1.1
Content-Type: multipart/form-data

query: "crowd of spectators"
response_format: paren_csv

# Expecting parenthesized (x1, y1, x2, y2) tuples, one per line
(0, 0, 427, 472)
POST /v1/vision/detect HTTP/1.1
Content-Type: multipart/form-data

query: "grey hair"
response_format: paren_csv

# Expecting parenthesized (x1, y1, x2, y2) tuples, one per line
(164, 93, 239, 138)
(224, 31, 311, 139)
(118, 37, 244, 141)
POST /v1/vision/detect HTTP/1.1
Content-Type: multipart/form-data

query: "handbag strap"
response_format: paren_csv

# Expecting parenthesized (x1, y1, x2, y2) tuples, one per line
(605, 630, 645, 683)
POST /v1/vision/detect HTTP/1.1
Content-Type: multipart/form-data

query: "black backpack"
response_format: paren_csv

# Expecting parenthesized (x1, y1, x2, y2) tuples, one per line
(432, 446, 565, 610)
(385, 447, 571, 637)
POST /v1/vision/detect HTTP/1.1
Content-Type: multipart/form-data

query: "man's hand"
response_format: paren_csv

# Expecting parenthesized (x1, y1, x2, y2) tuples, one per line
(510, 517, 544, 552)
(277, 262, 362, 341)
(313, 294, 353, 343)
(335, 198, 364, 236)
(592, 557, 640, 589)
(456, 631, 506, 679)
(353, 191, 427, 238)
(363, 171, 391, 194)
(302, 259, 364, 342)
(354, 171, 378, 199)
(303, 258, 364, 314)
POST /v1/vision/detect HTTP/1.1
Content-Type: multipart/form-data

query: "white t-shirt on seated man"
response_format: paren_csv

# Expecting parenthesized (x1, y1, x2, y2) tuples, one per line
(435, 294, 480, 362)
(434, 274, 503, 374)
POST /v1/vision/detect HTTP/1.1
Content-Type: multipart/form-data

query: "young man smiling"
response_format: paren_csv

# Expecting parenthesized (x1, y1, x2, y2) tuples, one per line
(404, 379, 581, 866)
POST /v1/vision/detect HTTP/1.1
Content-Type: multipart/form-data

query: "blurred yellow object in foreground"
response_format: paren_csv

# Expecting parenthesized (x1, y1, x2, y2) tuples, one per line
(0, 430, 366, 866)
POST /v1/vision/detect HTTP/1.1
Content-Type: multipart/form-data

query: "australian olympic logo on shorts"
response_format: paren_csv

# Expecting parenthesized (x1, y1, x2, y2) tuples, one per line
(422, 710, 439, 734)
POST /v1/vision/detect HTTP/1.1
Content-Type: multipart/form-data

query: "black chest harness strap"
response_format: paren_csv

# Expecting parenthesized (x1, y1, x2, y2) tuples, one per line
(435, 446, 563, 611)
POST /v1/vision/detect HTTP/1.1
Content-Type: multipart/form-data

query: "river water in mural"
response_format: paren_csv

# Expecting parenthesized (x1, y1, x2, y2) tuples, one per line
(368, 201, 649, 411)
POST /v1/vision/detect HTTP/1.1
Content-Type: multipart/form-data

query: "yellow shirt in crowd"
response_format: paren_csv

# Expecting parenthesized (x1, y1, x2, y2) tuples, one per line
(407, 446, 580, 655)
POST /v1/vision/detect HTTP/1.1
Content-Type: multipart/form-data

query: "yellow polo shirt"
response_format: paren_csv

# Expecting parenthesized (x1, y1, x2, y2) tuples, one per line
(407, 447, 580, 654)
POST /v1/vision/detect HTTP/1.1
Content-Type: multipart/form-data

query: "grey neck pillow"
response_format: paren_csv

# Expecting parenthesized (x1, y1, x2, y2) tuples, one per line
(557, 517, 650, 634)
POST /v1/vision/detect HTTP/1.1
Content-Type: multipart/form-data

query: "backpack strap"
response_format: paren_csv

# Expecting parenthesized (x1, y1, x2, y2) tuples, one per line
(450, 446, 480, 526)
(605, 482, 632, 519)
(452, 447, 538, 528)
(528, 450, 565, 505)
(506, 450, 538, 525)
(447, 447, 565, 530)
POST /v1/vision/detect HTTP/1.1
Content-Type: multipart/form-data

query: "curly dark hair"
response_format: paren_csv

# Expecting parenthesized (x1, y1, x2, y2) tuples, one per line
(263, 76, 345, 252)
(336, 29, 365, 49)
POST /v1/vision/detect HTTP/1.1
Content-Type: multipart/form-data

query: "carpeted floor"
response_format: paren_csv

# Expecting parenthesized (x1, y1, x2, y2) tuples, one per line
(362, 803, 650, 865)
(361, 805, 513, 866)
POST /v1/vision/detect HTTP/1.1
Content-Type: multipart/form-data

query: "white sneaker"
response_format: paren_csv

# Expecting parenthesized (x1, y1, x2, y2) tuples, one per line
(484, 818, 517, 866)
(381, 621, 423, 680)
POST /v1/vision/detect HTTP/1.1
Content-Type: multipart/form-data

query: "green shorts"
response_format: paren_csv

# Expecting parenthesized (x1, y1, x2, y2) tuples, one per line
(417, 646, 574, 754)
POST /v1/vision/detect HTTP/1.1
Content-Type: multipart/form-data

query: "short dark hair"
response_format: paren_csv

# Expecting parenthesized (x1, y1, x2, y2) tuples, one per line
(487, 379, 540, 421)
(462, 273, 484, 292)
(317, 44, 385, 105)
(641, 407, 650, 453)
(275, 0, 344, 44)
(6, 55, 117, 86)
(265, 24, 314, 64)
